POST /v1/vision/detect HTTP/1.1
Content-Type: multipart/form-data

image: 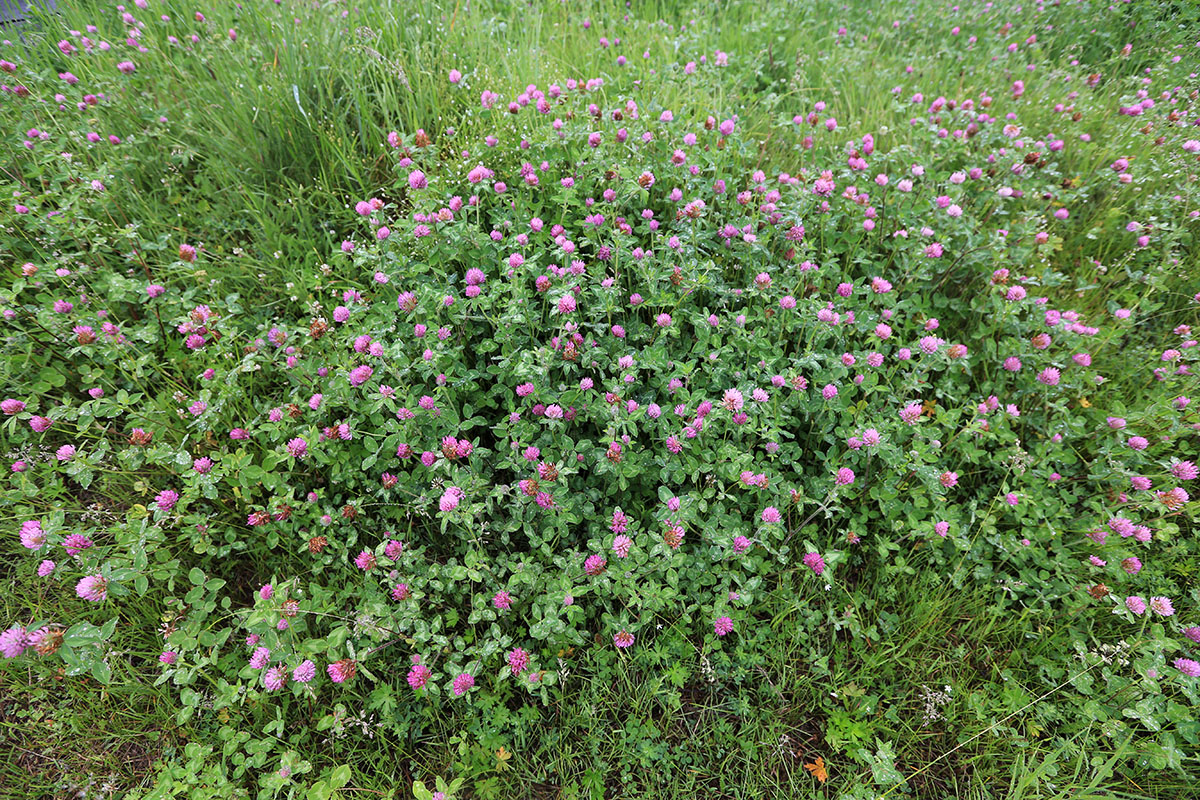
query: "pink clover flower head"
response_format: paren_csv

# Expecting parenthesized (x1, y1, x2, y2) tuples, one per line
(20, 520, 46, 550)
(507, 647, 531, 675)
(407, 663, 432, 689)
(1174, 658, 1200, 677)
(1171, 461, 1198, 481)
(327, 658, 357, 683)
(263, 666, 288, 690)
(1150, 596, 1175, 617)
(293, 660, 317, 683)
(900, 403, 922, 424)
(1036, 367, 1060, 386)
(612, 534, 633, 558)
(584, 553, 607, 575)
(452, 672, 475, 696)
(76, 574, 108, 601)
(439, 486, 464, 512)
(62, 534, 93, 555)
(0, 626, 29, 658)
(1, 399, 27, 415)
(354, 550, 377, 571)
(249, 647, 272, 669)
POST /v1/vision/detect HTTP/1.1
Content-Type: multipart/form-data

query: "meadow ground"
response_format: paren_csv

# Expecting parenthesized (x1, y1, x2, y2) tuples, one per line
(1, 0, 1199, 798)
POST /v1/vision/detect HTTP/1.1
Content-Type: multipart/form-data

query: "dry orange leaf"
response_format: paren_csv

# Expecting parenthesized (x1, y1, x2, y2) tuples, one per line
(804, 756, 828, 783)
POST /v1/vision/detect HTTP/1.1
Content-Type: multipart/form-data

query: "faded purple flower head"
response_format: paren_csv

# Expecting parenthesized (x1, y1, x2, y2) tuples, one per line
(327, 658, 356, 683)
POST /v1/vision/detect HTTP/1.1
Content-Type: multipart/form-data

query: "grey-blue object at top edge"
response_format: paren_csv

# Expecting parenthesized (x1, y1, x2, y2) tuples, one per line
(0, 0, 58, 25)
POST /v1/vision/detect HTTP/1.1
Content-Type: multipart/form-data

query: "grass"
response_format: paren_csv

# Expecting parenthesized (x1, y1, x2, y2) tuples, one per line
(7, 555, 1181, 798)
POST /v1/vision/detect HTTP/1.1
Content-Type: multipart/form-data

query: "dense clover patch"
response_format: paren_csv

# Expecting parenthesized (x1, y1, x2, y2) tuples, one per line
(1, 0, 1199, 795)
